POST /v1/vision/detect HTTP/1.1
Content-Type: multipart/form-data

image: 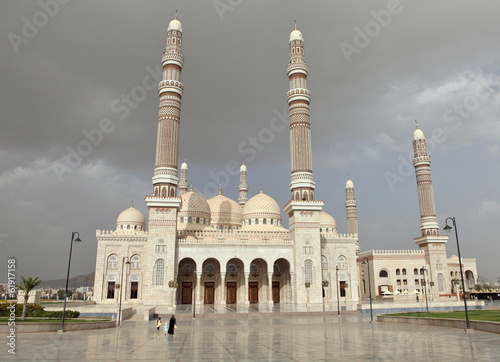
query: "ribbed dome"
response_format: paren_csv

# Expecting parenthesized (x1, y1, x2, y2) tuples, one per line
(413, 127, 425, 140)
(242, 192, 282, 221)
(290, 29, 303, 42)
(168, 18, 182, 32)
(179, 191, 211, 220)
(319, 211, 337, 230)
(207, 194, 242, 227)
(116, 206, 145, 229)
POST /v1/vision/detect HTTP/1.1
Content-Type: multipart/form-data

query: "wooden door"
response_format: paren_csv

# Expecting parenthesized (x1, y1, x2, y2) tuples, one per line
(249, 282, 258, 304)
(130, 282, 138, 299)
(204, 282, 215, 304)
(272, 281, 280, 303)
(107, 282, 115, 299)
(182, 282, 192, 304)
(227, 282, 237, 304)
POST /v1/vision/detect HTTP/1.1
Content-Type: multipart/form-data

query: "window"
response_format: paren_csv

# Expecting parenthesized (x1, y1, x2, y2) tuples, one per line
(255, 218, 259, 225)
(107, 282, 115, 299)
(196, 217, 200, 223)
(337, 256, 347, 270)
(397, 279, 401, 285)
(182, 264, 193, 273)
(273, 264, 280, 273)
(414, 268, 419, 275)
(130, 255, 140, 269)
(155, 245, 166, 253)
(379, 270, 388, 278)
(263, 219, 267, 224)
(130, 276, 139, 299)
(154, 259, 165, 286)
(304, 260, 313, 284)
(227, 264, 237, 273)
(188, 217, 192, 223)
(107, 255, 118, 269)
(402, 269, 407, 275)
(204, 264, 215, 273)
(250, 264, 259, 273)
(436, 260, 443, 270)
(415, 279, 419, 285)
(420, 268, 425, 275)
(396, 269, 400, 275)
(403, 279, 408, 285)
(180, 217, 184, 223)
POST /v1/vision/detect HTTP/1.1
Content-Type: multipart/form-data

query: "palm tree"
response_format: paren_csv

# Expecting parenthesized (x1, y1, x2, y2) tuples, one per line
(15, 276, 42, 320)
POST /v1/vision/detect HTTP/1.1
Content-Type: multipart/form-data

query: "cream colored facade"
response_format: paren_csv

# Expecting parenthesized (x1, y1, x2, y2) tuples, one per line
(93, 16, 477, 310)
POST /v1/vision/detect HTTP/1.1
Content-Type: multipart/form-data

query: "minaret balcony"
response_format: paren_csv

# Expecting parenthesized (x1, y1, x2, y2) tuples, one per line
(158, 80, 184, 96)
(287, 62, 308, 76)
(162, 52, 184, 68)
(412, 155, 430, 165)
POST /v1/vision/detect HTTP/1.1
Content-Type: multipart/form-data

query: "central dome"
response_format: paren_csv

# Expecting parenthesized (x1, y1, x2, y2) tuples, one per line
(116, 206, 145, 231)
(242, 192, 282, 221)
(207, 194, 242, 228)
(319, 211, 337, 232)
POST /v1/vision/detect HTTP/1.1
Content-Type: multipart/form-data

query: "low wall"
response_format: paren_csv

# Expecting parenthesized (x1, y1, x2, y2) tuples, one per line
(144, 307, 155, 321)
(0, 320, 116, 333)
(378, 315, 500, 334)
(358, 300, 484, 315)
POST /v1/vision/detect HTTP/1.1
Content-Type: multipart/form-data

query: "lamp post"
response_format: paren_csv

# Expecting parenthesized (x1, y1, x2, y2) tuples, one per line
(118, 256, 131, 327)
(421, 266, 429, 312)
(444, 216, 470, 330)
(61, 231, 82, 332)
(336, 266, 340, 316)
(362, 259, 373, 322)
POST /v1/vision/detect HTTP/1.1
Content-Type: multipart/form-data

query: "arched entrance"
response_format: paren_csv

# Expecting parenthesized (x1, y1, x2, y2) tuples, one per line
(225, 258, 244, 304)
(177, 258, 196, 304)
(272, 258, 291, 304)
(202, 258, 221, 304)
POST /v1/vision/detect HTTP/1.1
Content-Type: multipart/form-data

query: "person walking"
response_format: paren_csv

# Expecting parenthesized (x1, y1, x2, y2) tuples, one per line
(167, 315, 176, 335)
(156, 317, 162, 331)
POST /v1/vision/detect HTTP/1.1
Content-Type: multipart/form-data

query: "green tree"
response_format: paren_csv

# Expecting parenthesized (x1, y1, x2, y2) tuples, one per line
(15, 276, 42, 320)
(57, 289, 72, 300)
(474, 284, 483, 292)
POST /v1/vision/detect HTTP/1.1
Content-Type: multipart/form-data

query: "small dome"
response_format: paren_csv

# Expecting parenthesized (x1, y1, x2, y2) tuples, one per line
(168, 18, 182, 32)
(413, 127, 425, 141)
(181, 161, 188, 170)
(116, 206, 145, 230)
(240, 163, 247, 172)
(319, 211, 337, 230)
(290, 29, 303, 42)
(346, 179, 354, 188)
(242, 192, 282, 221)
(179, 191, 211, 220)
(207, 194, 242, 227)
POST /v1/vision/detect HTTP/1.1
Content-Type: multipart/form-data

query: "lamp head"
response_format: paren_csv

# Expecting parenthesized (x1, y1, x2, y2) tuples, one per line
(362, 261, 366, 265)
(443, 224, 452, 234)
(73, 232, 82, 242)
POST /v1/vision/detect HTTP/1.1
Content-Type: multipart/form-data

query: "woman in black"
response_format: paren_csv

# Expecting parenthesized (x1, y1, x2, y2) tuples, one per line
(167, 314, 176, 335)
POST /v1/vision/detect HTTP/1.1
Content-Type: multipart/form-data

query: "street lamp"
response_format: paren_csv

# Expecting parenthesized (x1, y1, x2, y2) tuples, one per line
(118, 256, 131, 327)
(362, 259, 373, 322)
(61, 231, 82, 332)
(444, 217, 470, 330)
(421, 267, 429, 312)
(336, 266, 340, 316)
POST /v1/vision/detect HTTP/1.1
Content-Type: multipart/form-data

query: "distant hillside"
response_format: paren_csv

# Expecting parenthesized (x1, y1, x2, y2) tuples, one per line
(38, 272, 95, 289)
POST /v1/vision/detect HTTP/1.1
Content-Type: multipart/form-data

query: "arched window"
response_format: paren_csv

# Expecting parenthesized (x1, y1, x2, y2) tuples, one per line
(107, 275, 116, 299)
(273, 264, 280, 273)
(379, 270, 388, 278)
(204, 264, 215, 273)
(250, 264, 259, 273)
(227, 264, 237, 273)
(107, 255, 118, 269)
(263, 219, 267, 224)
(196, 217, 200, 223)
(182, 264, 193, 273)
(130, 275, 139, 299)
(180, 217, 184, 223)
(304, 260, 313, 284)
(188, 217, 192, 223)
(154, 259, 165, 286)
(255, 219, 259, 225)
(131, 255, 140, 269)
(396, 269, 400, 275)
(337, 255, 347, 270)
(414, 268, 419, 275)
(402, 268, 407, 275)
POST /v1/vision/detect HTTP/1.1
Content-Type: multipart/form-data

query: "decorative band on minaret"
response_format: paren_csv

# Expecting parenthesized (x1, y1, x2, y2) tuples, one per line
(152, 15, 184, 198)
(287, 25, 316, 201)
(238, 163, 248, 206)
(412, 125, 440, 236)
(345, 178, 358, 235)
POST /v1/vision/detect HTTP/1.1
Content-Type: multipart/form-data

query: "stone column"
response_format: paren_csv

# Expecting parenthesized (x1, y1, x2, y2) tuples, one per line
(196, 272, 202, 304)
(221, 272, 226, 305)
(244, 272, 250, 305)
(268, 273, 274, 304)
(289, 272, 295, 304)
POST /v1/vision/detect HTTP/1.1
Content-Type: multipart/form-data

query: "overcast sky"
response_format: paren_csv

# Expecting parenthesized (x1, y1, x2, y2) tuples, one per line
(1, 0, 499, 283)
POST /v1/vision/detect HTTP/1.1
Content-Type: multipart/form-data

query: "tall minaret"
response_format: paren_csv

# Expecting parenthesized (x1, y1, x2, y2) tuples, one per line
(178, 160, 188, 196)
(238, 163, 248, 207)
(412, 125, 440, 237)
(287, 24, 315, 201)
(345, 178, 358, 235)
(152, 14, 184, 198)
(284, 24, 324, 305)
(412, 124, 448, 300)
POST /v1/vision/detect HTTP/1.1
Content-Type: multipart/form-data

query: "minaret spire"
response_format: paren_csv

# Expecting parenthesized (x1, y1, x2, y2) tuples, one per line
(287, 24, 315, 201)
(412, 125, 439, 237)
(152, 14, 184, 198)
(238, 163, 248, 207)
(179, 159, 188, 196)
(345, 178, 358, 235)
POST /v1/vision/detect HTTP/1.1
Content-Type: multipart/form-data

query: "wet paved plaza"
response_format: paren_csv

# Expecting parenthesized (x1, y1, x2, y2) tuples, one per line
(5, 311, 500, 361)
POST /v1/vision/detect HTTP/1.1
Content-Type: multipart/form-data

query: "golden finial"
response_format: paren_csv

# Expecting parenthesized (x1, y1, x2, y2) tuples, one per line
(294, 19, 297, 30)
(174, 9, 178, 20)
(415, 120, 419, 129)
(189, 182, 193, 191)
(259, 184, 263, 193)
(218, 180, 223, 195)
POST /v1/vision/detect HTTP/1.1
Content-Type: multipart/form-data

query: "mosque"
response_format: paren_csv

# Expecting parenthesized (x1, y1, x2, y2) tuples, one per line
(93, 15, 478, 310)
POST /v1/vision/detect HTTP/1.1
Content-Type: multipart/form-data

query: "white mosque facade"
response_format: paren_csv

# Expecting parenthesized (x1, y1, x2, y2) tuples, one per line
(93, 16, 478, 309)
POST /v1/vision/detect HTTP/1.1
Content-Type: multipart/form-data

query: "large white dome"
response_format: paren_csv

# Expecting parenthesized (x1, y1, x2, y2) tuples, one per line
(319, 211, 337, 231)
(179, 191, 211, 219)
(207, 194, 242, 227)
(116, 206, 145, 230)
(242, 191, 282, 221)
